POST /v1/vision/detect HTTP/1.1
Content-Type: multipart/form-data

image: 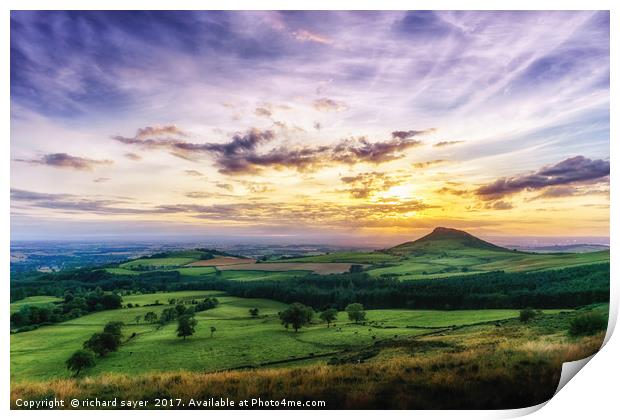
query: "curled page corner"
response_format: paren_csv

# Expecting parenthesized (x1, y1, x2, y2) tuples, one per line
(552, 298, 618, 396)
(554, 354, 596, 396)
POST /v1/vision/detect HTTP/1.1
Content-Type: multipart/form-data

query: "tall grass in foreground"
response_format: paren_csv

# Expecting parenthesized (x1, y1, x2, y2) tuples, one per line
(11, 332, 604, 410)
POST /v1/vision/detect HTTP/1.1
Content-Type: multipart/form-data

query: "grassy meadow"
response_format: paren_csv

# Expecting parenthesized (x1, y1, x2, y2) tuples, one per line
(11, 290, 566, 383)
(11, 304, 608, 409)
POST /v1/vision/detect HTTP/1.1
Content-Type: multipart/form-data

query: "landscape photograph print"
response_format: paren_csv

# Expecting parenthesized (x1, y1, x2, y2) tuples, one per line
(9, 10, 610, 410)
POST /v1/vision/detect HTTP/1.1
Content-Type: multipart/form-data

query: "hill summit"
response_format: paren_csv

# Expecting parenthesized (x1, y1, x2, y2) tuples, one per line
(389, 227, 508, 254)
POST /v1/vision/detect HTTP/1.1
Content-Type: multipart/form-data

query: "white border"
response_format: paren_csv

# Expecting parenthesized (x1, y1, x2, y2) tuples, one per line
(2, 1, 616, 419)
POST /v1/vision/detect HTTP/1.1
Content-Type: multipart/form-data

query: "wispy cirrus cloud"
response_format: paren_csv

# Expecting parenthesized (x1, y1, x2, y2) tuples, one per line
(14, 153, 113, 171)
(412, 159, 448, 169)
(12, 188, 435, 227)
(476, 156, 610, 200)
(292, 29, 332, 45)
(528, 185, 610, 201)
(434, 140, 465, 148)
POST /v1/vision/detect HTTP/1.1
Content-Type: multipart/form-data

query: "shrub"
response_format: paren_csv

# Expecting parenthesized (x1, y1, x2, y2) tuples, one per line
(519, 308, 537, 323)
(569, 313, 607, 336)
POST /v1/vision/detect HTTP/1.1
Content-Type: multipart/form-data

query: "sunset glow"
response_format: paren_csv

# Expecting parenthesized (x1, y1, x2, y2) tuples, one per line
(10, 11, 610, 243)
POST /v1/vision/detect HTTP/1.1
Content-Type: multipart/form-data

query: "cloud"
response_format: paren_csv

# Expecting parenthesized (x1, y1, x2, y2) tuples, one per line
(216, 183, 233, 191)
(136, 125, 186, 139)
(313, 98, 348, 112)
(331, 136, 423, 165)
(14, 153, 113, 171)
(528, 185, 610, 201)
(485, 200, 513, 210)
(184, 170, 204, 176)
(11, 189, 150, 215)
(12, 188, 434, 227)
(391, 129, 436, 140)
(254, 107, 272, 118)
(124, 153, 142, 161)
(412, 159, 448, 168)
(93, 177, 110, 183)
(476, 156, 610, 200)
(436, 186, 470, 196)
(339, 171, 405, 199)
(238, 181, 274, 194)
(434, 140, 465, 148)
(114, 127, 423, 174)
(292, 29, 332, 45)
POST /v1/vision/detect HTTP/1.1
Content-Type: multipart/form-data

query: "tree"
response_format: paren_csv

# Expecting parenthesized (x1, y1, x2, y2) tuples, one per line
(519, 308, 537, 323)
(177, 314, 197, 340)
(103, 321, 124, 338)
(83, 332, 121, 356)
(134, 315, 142, 324)
(249, 307, 260, 318)
(345, 303, 366, 324)
(144, 311, 158, 324)
(175, 304, 188, 316)
(160, 307, 177, 324)
(349, 264, 364, 274)
(210, 326, 217, 338)
(66, 350, 96, 377)
(319, 308, 338, 327)
(279, 303, 313, 333)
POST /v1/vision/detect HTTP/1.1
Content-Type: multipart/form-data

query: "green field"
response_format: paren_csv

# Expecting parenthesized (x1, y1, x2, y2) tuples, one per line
(280, 251, 400, 264)
(218, 270, 308, 281)
(119, 257, 198, 269)
(10, 291, 560, 382)
(365, 249, 609, 280)
(10, 296, 61, 314)
(101, 228, 609, 282)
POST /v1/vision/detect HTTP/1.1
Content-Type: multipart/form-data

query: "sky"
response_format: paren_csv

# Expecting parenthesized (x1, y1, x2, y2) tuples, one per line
(10, 11, 610, 245)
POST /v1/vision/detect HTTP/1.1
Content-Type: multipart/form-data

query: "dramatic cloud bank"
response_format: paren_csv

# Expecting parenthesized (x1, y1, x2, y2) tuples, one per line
(113, 126, 426, 174)
(477, 156, 610, 199)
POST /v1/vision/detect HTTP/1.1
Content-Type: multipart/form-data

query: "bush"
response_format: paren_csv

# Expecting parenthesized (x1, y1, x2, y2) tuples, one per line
(569, 313, 607, 336)
(519, 308, 537, 323)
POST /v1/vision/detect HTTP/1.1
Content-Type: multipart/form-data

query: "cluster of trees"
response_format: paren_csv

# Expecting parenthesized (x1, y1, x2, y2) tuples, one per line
(11, 289, 122, 331)
(153, 298, 219, 340)
(278, 302, 367, 332)
(66, 321, 124, 376)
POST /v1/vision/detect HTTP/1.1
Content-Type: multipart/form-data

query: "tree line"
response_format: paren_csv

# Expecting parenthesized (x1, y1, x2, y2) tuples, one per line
(11, 288, 122, 332)
(11, 263, 609, 312)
